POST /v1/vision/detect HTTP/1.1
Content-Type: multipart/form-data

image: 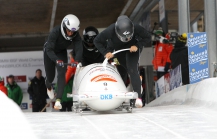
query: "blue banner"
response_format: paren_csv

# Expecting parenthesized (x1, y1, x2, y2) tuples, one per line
(187, 32, 209, 84)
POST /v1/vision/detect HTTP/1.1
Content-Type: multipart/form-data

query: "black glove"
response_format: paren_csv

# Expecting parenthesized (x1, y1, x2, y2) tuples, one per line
(164, 62, 171, 72)
(56, 60, 64, 67)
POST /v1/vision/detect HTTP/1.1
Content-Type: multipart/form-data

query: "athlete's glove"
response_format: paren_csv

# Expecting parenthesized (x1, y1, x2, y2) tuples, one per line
(70, 62, 78, 67)
(56, 60, 64, 67)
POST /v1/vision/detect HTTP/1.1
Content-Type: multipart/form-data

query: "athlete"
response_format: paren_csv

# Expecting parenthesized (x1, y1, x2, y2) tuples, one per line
(82, 26, 104, 66)
(44, 14, 83, 110)
(94, 15, 151, 108)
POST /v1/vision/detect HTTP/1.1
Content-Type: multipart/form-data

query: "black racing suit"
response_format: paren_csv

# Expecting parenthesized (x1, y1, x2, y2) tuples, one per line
(27, 76, 48, 112)
(82, 41, 105, 66)
(170, 47, 189, 85)
(44, 25, 83, 100)
(94, 23, 151, 98)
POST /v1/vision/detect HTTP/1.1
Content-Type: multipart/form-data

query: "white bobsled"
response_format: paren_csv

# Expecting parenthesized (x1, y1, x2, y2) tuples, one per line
(68, 49, 138, 113)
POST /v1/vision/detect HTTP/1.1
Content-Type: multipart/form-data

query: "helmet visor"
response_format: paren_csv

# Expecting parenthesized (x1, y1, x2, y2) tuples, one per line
(115, 26, 134, 42)
(83, 31, 97, 43)
(116, 31, 133, 42)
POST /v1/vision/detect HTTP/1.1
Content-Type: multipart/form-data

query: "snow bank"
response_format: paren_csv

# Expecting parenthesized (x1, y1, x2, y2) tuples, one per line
(147, 78, 217, 109)
(0, 91, 37, 139)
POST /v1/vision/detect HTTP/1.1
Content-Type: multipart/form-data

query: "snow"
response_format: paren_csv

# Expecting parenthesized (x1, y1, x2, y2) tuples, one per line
(2, 78, 217, 139)
(0, 91, 37, 139)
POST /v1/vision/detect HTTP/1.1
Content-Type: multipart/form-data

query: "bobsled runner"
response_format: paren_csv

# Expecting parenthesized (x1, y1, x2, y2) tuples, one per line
(67, 49, 138, 115)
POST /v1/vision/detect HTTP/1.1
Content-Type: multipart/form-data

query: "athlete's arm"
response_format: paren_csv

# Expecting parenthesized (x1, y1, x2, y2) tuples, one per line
(134, 24, 151, 49)
(45, 27, 60, 62)
(94, 24, 114, 56)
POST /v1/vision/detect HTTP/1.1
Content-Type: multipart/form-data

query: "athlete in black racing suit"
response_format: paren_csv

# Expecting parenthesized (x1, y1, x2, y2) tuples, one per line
(94, 15, 151, 108)
(44, 14, 83, 110)
(81, 26, 104, 66)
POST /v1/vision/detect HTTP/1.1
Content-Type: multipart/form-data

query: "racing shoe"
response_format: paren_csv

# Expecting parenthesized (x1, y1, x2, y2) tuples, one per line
(135, 98, 143, 108)
(54, 99, 62, 110)
(47, 88, 55, 99)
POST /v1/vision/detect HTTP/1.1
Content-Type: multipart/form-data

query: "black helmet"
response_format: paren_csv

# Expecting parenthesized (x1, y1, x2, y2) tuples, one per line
(83, 26, 99, 44)
(82, 26, 99, 51)
(115, 15, 134, 42)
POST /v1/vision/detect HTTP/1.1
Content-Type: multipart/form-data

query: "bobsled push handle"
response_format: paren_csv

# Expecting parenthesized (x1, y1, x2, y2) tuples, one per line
(102, 48, 130, 66)
(64, 62, 82, 68)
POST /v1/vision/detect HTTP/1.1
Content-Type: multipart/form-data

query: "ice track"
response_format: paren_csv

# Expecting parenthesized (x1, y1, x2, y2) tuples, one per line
(25, 78, 217, 139)
(24, 105, 217, 139)
(2, 78, 217, 139)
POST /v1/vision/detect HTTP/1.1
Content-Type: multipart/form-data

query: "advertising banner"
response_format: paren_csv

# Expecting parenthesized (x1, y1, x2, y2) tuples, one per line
(156, 76, 165, 98)
(169, 64, 182, 90)
(187, 32, 209, 84)
(164, 73, 170, 93)
(155, 64, 182, 98)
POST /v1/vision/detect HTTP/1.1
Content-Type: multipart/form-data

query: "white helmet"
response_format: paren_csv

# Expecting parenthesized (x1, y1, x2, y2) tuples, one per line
(61, 14, 80, 41)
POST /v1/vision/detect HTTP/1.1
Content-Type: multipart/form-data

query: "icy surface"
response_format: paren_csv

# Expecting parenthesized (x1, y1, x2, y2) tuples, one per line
(24, 106, 217, 139)
(24, 78, 217, 139)
(3, 78, 217, 139)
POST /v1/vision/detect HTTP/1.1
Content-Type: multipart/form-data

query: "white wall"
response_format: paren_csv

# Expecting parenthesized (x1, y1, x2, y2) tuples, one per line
(147, 78, 217, 110)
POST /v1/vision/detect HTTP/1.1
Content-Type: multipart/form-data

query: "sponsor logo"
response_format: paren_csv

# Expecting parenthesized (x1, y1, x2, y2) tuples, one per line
(188, 34, 207, 48)
(188, 50, 208, 64)
(89, 68, 115, 75)
(20, 103, 28, 110)
(100, 94, 112, 100)
(7, 75, 26, 82)
(199, 44, 206, 48)
(80, 96, 85, 99)
(71, 28, 76, 31)
(190, 68, 209, 82)
(200, 61, 206, 65)
(91, 74, 117, 82)
(123, 31, 130, 35)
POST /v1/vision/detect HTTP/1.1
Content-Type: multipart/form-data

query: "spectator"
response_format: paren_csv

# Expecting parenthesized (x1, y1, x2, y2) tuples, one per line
(65, 52, 76, 84)
(6, 75, 23, 106)
(28, 69, 48, 112)
(0, 77, 8, 96)
(170, 33, 189, 85)
(152, 30, 173, 79)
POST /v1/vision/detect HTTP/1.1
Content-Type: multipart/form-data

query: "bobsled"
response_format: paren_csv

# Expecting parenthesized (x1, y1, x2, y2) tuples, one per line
(67, 49, 138, 114)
